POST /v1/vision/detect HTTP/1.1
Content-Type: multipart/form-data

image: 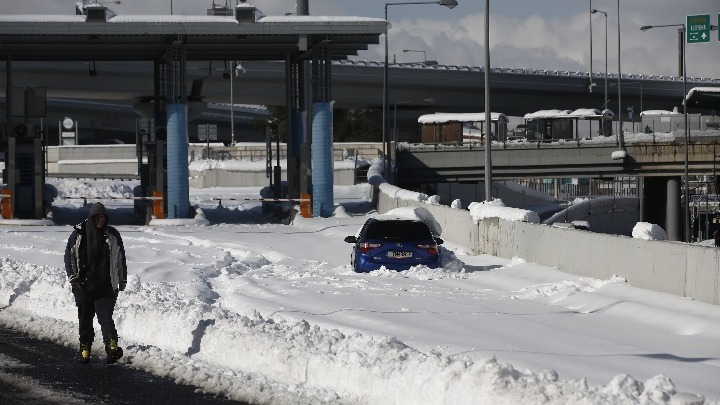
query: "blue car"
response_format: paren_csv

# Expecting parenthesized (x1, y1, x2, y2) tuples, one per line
(344, 218, 444, 273)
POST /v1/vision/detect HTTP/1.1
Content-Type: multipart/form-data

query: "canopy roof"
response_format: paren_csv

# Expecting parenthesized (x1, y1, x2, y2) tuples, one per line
(0, 12, 386, 61)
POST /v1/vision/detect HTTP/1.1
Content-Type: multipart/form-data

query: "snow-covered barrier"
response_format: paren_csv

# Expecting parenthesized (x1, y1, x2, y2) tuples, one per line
(372, 161, 720, 306)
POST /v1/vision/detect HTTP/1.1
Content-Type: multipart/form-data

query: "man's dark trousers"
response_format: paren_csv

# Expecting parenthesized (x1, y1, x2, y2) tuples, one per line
(73, 286, 117, 344)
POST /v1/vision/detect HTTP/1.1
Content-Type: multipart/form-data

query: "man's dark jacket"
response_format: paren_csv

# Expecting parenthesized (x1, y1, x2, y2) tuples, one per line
(64, 205, 127, 292)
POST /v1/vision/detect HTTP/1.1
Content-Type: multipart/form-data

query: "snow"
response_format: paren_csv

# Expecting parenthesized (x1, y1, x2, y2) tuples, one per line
(524, 109, 572, 119)
(686, 87, 720, 102)
(640, 110, 680, 116)
(375, 207, 442, 236)
(524, 109, 612, 120)
(0, 177, 719, 404)
(417, 112, 508, 124)
(632, 222, 668, 241)
(468, 199, 541, 223)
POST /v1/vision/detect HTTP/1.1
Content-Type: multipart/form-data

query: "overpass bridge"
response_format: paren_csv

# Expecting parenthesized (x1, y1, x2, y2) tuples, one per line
(395, 137, 720, 183)
(395, 135, 720, 242)
(3, 59, 720, 120)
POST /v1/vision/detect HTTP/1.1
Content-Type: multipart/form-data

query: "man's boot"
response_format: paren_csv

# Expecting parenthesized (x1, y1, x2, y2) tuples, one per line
(104, 336, 123, 365)
(80, 342, 91, 363)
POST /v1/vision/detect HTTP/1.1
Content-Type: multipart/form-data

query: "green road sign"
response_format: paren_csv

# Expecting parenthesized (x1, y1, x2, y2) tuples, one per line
(686, 14, 711, 43)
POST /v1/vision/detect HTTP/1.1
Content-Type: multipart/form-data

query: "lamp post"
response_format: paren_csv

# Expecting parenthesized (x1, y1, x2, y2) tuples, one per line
(616, 0, 623, 149)
(640, 23, 689, 242)
(589, 0, 593, 93)
(402, 49, 427, 63)
(230, 62, 234, 146)
(591, 9, 608, 111)
(484, 0, 491, 201)
(383, 0, 458, 181)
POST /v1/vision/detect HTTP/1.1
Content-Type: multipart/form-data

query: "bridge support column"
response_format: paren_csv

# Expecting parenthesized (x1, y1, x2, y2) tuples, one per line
(665, 177, 682, 241)
(310, 44, 333, 217)
(161, 40, 189, 219)
(166, 103, 189, 219)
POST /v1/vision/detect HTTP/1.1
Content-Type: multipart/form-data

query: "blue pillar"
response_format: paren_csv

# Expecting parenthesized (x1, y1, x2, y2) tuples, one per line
(311, 101, 333, 217)
(166, 103, 189, 218)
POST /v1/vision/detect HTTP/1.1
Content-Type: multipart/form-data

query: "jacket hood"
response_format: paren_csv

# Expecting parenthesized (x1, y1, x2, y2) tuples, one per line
(87, 202, 109, 223)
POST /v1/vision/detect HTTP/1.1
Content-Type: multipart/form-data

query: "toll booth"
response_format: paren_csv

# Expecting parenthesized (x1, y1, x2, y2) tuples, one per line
(135, 118, 166, 224)
(418, 112, 509, 144)
(4, 123, 45, 219)
(523, 108, 613, 141)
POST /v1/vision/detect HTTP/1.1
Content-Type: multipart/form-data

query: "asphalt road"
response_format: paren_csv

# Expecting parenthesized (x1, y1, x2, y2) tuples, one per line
(0, 326, 251, 405)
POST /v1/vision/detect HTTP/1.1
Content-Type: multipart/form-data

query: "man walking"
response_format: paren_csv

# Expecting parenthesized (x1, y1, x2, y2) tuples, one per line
(64, 202, 127, 364)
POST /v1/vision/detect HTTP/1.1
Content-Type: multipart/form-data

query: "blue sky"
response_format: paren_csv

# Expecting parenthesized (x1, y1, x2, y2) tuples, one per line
(2, 0, 719, 78)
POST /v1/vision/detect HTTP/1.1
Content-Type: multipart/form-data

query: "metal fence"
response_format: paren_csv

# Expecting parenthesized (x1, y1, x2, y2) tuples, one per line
(516, 177, 639, 201)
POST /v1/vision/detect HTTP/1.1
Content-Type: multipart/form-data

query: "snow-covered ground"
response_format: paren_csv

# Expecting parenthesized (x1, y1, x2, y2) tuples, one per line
(1, 178, 719, 405)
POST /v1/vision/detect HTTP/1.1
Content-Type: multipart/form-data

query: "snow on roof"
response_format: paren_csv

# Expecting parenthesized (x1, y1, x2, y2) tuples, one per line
(524, 109, 570, 119)
(0, 14, 384, 25)
(687, 87, 720, 95)
(0, 15, 86, 23)
(375, 207, 443, 236)
(640, 110, 681, 116)
(418, 112, 508, 124)
(524, 109, 610, 120)
(686, 86, 720, 102)
(260, 16, 386, 24)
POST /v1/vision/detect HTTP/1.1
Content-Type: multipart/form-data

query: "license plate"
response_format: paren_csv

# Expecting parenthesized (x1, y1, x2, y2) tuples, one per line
(388, 251, 412, 259)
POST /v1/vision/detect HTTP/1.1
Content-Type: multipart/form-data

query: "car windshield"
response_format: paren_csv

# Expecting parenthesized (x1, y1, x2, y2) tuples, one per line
(364, 220, 434, 241)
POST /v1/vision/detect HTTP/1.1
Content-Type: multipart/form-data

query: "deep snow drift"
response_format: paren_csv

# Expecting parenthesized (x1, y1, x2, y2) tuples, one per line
(0, 179, 719, 404)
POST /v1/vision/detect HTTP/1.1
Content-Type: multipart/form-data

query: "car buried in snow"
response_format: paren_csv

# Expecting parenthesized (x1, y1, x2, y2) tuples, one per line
(344, 217, 444, 273)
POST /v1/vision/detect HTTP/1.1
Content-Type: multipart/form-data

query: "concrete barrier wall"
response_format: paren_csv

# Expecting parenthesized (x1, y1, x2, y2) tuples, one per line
(376, 186, 720, 305)
(188, 167, 357, 188)
(47, 144, 378, 185)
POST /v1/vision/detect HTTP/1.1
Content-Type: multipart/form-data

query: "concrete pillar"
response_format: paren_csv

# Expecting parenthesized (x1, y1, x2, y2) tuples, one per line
(311, 101, 334, 217)
(166, 103, 189, 218)
(666, 177, 681, 241)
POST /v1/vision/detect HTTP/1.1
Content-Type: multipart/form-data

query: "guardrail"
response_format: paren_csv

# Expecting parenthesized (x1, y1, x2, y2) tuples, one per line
(61, 193, 165, 219)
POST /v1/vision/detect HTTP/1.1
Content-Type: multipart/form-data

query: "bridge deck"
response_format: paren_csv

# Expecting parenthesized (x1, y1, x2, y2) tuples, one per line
(396, 135, 720, 184)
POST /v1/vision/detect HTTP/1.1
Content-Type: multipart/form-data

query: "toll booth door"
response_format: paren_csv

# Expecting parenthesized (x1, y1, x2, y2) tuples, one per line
(14, 152, 35, 219)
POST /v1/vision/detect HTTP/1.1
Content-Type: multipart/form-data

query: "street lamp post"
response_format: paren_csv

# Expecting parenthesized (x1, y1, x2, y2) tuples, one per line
(230, 61, 234, 146)
(589, 0, 593, 93)
(591, 9, 608, 110)
(383, 0, 458, 181)
(484, 0, 491, 201)
(616, 0, 623, 149)
(641, 23, 689, 242)
(402, 49, 427, 63)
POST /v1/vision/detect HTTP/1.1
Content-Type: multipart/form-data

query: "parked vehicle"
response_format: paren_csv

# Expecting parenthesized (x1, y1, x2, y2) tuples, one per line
(344, 218, 443, 272)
